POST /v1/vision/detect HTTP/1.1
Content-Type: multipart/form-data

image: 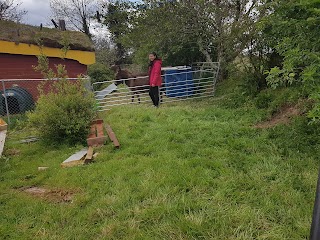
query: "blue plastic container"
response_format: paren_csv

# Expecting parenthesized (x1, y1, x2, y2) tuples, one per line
(164, 67, 194, 97)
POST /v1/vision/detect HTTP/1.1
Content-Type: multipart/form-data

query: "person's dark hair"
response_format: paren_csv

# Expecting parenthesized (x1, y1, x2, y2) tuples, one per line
(149, 52, 159, 67)
(149, 52, 158, 59)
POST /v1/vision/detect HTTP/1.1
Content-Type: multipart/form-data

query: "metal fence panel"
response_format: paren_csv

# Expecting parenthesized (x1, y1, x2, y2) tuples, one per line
(0, 62, 219, 124)
(93, 62, 220, 112)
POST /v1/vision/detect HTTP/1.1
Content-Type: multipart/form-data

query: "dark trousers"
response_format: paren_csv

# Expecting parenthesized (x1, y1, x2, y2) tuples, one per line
(149, 86, 160, 106)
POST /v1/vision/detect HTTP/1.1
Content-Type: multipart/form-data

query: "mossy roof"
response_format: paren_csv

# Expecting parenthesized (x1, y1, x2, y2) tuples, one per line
(0, 20, 94, 52)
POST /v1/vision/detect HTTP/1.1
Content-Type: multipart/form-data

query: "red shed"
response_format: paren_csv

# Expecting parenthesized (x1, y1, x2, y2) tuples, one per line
(0, 20, 95, 101)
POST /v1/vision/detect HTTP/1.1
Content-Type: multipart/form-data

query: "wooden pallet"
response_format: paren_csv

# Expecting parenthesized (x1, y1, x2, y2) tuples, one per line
(87, 119, 107, 147)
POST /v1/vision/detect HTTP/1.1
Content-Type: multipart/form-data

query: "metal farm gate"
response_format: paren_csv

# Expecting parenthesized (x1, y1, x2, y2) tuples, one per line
(93, 62, 220, 112)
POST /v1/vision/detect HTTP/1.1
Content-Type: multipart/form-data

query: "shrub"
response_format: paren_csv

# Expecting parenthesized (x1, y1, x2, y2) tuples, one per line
(255, 91, 272, 109)
(28, 80, 96, 144)
(87, 63, 114, 90)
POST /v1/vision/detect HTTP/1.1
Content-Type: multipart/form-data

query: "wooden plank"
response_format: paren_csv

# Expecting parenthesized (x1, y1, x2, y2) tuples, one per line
(61, 149, 87, 168)
(84, 146, 94, 164)
(105, 125, 115, 141)
(87, 136, 107, 146)
(0, 130, 7, 157)
(105, 124, 120, 148)
(87, 119, 107, 146)
(0, 118, 8, 131)
(92, 119, 104, 125)
(87, 124, 96, 139)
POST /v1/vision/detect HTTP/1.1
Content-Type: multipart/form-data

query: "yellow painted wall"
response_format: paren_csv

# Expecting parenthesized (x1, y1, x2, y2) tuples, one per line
(0, 40, 95, 65)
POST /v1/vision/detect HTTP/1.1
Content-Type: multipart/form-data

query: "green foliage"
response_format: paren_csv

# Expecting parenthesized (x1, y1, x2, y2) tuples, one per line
(27, 80, 95, 144)
(29, 52, 96, 145)
(263, 0, 320, 120)
(102, 1, 131, 63)
(255, 91, 272, 109)
(87, 63, 114, 90)
(119, 0, 267, 71)
(213, 77, 252, 109)
(93, 37, 117, 65)
(253, 86, 304, 119)
(227, 60, 264, 97)
(269, 88, 303, 112)
(32, 55, 56, 79)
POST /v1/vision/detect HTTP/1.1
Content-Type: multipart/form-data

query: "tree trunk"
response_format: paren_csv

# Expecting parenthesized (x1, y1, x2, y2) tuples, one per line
(82, 16, 91, 38)
(217, 46, 227, 82)
(198, 41, 213, 63)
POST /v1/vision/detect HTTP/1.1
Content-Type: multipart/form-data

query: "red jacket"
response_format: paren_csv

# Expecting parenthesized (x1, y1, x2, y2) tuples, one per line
(148, 59, 162, 86)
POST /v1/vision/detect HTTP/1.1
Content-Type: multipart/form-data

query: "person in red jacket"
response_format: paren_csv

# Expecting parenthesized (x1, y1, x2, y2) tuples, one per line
(148, 52, 162, 107)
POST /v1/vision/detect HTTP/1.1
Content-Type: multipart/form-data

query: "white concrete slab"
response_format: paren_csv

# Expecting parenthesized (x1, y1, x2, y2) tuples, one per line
(61, 149, 88, 167)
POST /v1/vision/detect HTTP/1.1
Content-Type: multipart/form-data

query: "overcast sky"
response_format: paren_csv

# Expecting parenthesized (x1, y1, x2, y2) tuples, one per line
(21, 0, 51, 26)
(20, 0, 139, 27)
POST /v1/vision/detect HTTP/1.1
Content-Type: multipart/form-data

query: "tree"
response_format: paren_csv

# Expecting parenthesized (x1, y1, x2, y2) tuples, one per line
(0, 0, 26, 21)
(50, 0, 99, 37)
(121, 0, 267, 79)
(92, 34, 117, 65)
(102, 0, 131, 64)
(263, 0, 320, 121)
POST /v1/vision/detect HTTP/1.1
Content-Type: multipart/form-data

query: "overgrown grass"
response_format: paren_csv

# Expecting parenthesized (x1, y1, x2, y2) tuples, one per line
(0, 95, 319, 239)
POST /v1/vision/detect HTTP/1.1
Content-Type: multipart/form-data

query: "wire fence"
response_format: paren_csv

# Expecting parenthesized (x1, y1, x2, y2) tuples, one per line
(93, 62, 220, 111)
(0, 78, 90, 124)
(0, 62, 219, 124)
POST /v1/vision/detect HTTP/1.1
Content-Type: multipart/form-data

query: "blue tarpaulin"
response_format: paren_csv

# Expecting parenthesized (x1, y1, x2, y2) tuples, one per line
(163, 67, 194, 97)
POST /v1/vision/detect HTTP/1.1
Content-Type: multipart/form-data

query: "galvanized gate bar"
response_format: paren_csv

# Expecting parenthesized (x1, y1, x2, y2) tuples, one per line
(93, 62, 220, 111)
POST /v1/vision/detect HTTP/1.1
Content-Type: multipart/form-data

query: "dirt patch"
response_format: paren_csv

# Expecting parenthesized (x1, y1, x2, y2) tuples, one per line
(21, 187, 74, 203)
(255, 105, 301, 129)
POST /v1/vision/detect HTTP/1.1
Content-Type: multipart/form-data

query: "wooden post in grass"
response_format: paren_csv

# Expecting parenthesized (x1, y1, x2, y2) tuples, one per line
(310, 167, 320, 240)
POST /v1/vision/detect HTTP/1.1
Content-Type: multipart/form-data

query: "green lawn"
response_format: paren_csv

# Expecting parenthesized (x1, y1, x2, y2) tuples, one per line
(0, 97, 318, 239)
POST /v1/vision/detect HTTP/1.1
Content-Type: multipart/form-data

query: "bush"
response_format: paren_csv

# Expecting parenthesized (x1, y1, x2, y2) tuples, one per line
(87, 63, 114, 90)
(255, 91, 272, 109)
(28, 80, 96, 144)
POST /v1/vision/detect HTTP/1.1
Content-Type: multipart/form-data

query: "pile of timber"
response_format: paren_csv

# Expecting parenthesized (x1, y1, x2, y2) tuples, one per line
(61, 119, 120, 167)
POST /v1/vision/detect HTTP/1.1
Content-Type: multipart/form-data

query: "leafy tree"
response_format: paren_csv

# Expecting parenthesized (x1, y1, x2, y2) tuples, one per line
(263, 0, 320, 120)
(0, 0, 26, 21)
(92, 34, 117, 65)
(87, 62, 114, 90)
(102, 0, 131, 64)
(122, 0, 267, 79)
